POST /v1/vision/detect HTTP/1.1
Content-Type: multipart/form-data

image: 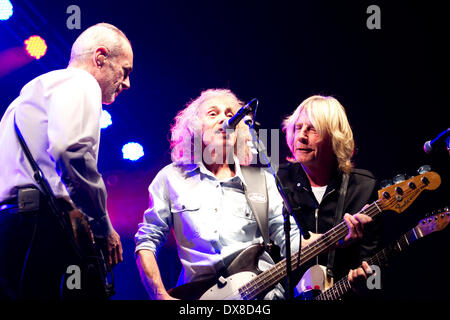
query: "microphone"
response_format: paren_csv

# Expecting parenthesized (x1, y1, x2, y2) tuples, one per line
(423, 128, 450, 153)
(222, 98, 258, 131)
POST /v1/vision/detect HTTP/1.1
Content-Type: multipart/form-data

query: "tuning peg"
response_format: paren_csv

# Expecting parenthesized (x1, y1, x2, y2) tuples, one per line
(418, 165, 431, 174)
(380, 179, 393, 188)
(393, 174, 407, 184)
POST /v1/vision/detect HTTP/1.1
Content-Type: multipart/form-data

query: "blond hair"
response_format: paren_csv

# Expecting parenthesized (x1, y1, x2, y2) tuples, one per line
(282, 95, 354, 173)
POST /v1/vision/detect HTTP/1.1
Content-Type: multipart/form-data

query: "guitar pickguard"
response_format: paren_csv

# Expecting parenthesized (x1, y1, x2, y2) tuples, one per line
(169, 244, 271, 300)
(295, 265, 333, 299)
(200, 271, 257, 300)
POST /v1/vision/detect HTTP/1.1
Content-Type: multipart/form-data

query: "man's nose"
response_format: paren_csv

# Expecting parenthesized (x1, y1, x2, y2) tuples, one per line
(122, 77, 130, 90)
(218, 112, 229, 123)
(298, 127, 308, 142)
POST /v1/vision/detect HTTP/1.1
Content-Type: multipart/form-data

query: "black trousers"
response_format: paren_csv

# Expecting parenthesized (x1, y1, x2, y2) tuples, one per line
(0, 198, 108, 300)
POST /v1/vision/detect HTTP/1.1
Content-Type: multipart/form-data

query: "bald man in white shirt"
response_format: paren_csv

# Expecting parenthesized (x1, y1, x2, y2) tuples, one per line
(0, 23, 133, 299)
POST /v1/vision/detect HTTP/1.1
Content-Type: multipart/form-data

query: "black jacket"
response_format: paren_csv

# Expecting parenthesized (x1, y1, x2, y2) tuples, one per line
(277, 162, 382, 281)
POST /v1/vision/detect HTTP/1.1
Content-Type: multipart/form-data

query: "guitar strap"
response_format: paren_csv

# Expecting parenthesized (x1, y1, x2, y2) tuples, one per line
(13, 112, 87, 278)
(326, 172, 349, 278)
(14, 114, 68, 220)
(240, 166, 270, 247)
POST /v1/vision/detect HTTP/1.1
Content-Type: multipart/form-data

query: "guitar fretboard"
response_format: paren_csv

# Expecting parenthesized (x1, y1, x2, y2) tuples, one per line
(238, 200, 384, 300)
(236, 171, 438, 300)
(315, 228, 419, 300)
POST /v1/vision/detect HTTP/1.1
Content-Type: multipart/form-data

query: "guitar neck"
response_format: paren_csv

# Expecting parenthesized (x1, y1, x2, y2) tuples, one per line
(239, 200, 384, 300)
(315, 227, 421, 300)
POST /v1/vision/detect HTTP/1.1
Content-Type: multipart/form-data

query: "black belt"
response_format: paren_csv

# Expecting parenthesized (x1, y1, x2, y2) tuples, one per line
(1, 187, 74, 214)
(0, 198, 19, 214)
(0, 196, 18, 207)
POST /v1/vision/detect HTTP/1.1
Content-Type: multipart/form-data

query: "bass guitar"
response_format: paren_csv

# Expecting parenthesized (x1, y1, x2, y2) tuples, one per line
(302, 207, 450, 300)
(168, 169, 441, 300)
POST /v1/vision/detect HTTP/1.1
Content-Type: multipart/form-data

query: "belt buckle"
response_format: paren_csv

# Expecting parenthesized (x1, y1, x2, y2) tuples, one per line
(18, 187, 40, 212)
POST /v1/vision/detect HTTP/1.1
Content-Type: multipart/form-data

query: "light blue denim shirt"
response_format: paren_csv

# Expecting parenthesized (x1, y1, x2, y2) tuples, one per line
(135, 160, 300, 287)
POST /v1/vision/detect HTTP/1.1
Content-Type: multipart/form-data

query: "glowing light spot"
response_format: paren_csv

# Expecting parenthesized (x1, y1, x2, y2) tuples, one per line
(0, 0, 13, 21)
(122, 142, 144, 161)
(24, 35, 47, 59)
(100, 110, 112, 129)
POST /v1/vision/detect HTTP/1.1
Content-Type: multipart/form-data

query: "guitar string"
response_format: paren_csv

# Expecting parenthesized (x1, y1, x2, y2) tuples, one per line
(239, 182, 427, 300)
(239, 201, 384, 299)
(316, 245, 390, 300)
(247, 183, 434, 299)
(316, 229, 418, 300)
(240, 202, 385, 299)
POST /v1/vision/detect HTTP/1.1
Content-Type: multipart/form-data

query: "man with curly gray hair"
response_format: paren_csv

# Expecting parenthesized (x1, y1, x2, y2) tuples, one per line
(135, 89, 301, 300)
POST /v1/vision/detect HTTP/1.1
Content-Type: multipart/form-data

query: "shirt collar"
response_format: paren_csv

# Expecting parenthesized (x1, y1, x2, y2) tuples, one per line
(293, 162, 342, 192)
(179, 155, 247, 185)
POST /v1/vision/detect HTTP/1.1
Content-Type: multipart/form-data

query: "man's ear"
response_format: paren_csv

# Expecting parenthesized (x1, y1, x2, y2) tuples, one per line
(94, 46, 109, 68)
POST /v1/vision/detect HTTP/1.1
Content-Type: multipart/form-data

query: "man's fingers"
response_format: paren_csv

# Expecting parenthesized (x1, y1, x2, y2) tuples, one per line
(343, 214, 359, 241)
(354, 213, 373, 229)
(111, 243, 122, 266)
(340, 211, 374, 248)
(361, 261, 373, 276)
(118, 242, 124, 262)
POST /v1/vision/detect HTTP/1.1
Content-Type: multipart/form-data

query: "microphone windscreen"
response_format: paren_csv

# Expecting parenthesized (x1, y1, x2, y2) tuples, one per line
(423, 141, 432, 153)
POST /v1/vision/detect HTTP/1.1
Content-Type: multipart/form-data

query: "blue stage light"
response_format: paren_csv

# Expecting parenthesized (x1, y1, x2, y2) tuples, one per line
(0, 0, 13, 21)
(100, 110, 112, 129)
(122, 142, 144, 161)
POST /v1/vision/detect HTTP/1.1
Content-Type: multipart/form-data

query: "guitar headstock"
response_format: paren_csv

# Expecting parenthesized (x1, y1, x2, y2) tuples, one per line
(416, 208, 450, 237)
(377, 169, 441, 213)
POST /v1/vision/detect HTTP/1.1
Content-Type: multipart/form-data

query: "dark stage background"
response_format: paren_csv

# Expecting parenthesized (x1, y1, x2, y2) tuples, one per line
(1, 1, 448, 300)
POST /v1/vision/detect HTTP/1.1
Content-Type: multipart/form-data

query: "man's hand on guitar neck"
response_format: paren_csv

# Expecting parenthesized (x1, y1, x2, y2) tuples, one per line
(336, 211, 373, 248)
(300, 205, 373, 249)
(348, 261, 374, 296)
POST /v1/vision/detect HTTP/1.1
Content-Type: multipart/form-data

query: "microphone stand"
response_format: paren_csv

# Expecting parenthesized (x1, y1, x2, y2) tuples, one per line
(246, 122, 310, 300)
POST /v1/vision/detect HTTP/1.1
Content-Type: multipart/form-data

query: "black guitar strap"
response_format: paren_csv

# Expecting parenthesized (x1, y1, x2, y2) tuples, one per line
(13, 112, 83, 255)
(326, 172, 349, 278)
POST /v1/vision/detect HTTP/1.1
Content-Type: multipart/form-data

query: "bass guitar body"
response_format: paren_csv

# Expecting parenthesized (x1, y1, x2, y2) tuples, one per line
(169, 244, 273, 300)
(294, 265, 333, 300)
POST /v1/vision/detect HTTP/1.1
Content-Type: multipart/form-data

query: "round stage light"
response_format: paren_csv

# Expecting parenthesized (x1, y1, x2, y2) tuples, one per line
(100, 110, 112, 129)
(0, 0, 13, 21)
(122, 142, 144, 161)
(24, 35, 47, 59)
